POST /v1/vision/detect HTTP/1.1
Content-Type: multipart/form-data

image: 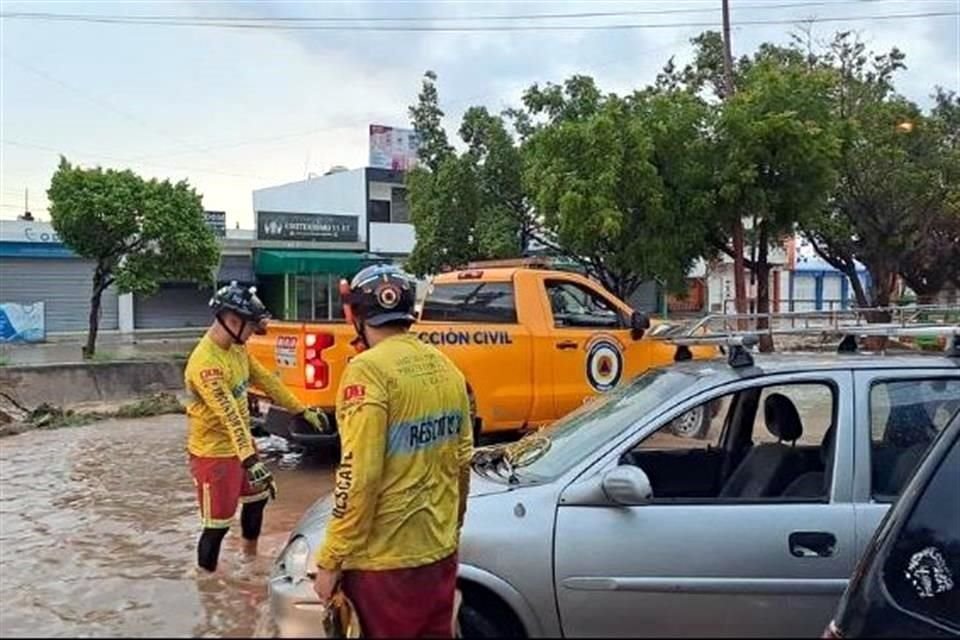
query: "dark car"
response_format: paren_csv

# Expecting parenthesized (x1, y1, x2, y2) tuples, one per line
(824, 411, 960, 638)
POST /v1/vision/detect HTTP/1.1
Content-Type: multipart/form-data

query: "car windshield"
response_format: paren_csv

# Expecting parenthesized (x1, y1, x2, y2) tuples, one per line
(504, 367, 707, 482)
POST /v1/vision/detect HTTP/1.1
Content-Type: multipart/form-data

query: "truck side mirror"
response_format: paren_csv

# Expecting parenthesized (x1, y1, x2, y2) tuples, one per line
(630, 311, 650, 340)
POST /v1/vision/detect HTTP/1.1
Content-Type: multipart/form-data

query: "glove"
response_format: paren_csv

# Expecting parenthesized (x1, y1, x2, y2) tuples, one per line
(243, 456, 278, 501)
(300, 408, 326, 432)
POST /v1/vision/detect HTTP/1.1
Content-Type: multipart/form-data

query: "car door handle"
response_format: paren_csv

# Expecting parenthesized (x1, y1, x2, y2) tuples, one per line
(789, 531, 837, 558)
(555, 341, 578, 350)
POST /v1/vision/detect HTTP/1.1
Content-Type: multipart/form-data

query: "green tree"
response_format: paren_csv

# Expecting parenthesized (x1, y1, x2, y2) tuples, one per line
(888, 90, 960, 303)
(522, 76, 714, 299)
(661, 34, 841, 342)
(800, 34, 959, 313)
(405, 72, 529, 276)
(710, 57, 841, 344)
(47, 157, 219, 357)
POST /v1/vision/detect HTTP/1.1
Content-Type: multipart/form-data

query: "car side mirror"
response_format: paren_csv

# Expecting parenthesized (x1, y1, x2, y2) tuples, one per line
(630, 311, 651, 340)
(601, 466, 653, 506)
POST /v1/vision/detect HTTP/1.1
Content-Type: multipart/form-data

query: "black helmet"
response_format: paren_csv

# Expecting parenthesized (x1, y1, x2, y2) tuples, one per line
(210, 281, 270, 338)
(340, 264, 417, 329)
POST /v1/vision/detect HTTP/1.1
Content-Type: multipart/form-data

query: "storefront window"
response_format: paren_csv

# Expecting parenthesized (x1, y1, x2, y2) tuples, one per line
(295, 275, 313, 321)
(288, 274, 348, 321)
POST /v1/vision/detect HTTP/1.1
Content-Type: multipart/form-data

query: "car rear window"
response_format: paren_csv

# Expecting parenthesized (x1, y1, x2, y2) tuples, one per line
(420, 282, 517, 324)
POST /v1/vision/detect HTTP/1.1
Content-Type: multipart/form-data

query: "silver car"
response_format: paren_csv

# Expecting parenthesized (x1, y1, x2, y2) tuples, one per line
(268, 353, 960, 637)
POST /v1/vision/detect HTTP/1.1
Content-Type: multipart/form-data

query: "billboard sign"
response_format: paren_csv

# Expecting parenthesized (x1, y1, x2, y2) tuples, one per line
(368, 124, 420, 171)
(257, 211, 359, 243)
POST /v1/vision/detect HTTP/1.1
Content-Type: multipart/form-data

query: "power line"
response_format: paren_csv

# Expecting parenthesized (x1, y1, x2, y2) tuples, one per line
(125, 35, 695, 163)
(0, 139, 271, 180)
(0, 9, 955, 32)
(0, 52, 220, 157)
(0, 2, 911, 24)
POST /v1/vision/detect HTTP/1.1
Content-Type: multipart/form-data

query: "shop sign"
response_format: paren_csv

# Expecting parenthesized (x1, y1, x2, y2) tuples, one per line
(204, 210, 227, 237)
(257, 211, 359, 243)
(0, 220, 61, 244)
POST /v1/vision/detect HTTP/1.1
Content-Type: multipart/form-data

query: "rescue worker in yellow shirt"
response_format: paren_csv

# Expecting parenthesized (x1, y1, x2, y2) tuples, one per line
(184, 282, 323, 573)
(312, 264, 473, 639)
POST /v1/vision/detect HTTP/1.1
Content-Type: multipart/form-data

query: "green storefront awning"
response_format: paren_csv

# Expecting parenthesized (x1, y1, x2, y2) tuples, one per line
(255, 250, 369, 276)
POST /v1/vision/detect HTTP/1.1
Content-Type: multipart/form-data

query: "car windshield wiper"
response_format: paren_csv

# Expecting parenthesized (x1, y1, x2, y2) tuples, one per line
(471, 433, 552, 484)
(472, 445, 519, 484)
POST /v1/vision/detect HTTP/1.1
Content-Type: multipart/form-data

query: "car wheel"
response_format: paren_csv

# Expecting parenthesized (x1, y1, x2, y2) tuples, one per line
(458, 598, 522, 638)
(668, 404, 710, 439)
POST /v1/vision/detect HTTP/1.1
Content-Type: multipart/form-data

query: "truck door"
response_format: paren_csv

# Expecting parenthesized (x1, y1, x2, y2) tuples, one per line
(543, 278, 634, 419)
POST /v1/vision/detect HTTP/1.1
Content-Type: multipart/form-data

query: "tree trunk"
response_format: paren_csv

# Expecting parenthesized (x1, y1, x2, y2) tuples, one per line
(754, 231, 775, 353)
(845, 267, 870, 309)
(83, 290, 102, 359)
(83, 269, 107, 359)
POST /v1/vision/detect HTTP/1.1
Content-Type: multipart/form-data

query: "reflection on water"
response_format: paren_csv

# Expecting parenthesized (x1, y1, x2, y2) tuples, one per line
(0, 415, 332, 637)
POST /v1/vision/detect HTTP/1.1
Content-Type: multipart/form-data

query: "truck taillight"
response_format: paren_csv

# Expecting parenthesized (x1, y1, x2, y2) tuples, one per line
(304, 333, 334, 390)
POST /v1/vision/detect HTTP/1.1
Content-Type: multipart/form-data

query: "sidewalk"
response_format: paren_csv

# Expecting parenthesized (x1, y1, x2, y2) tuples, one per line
(0, 331, 202, 366)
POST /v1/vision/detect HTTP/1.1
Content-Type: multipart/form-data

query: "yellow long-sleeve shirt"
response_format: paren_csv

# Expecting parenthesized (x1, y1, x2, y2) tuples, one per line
(185, 334, 306, 460)
(314, 333, 473, 572)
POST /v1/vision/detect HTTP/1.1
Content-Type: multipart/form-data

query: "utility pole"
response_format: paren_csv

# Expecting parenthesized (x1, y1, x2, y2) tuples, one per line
(722, 0, 748, 322)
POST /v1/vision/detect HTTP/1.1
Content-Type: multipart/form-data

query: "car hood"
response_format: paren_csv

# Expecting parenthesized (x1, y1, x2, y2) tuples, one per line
(290, 471, 513, 543)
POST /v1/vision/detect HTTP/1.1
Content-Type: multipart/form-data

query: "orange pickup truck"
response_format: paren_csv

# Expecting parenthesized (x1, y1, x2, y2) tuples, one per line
(248, 263, 711, 447)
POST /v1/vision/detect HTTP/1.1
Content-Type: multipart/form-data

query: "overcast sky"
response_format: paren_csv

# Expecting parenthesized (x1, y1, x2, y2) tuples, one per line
(1, 0, 958, 229)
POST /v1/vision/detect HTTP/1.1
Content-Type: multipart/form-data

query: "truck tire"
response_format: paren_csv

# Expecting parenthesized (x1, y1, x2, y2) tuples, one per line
(668, 404, 711, 439)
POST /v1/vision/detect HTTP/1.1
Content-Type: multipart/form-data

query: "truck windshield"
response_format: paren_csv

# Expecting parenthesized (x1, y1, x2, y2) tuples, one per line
(512, 369, 705, 482)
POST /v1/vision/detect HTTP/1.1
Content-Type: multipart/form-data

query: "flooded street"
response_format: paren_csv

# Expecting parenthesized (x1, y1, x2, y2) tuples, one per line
(0, 415, 333, 638)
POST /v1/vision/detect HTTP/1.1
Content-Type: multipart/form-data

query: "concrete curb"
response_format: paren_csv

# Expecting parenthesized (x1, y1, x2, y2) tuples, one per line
(0, 359, 187, 409)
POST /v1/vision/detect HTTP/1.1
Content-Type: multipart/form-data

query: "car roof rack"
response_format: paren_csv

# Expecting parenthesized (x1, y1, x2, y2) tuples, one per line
(653, 305, 960, 368)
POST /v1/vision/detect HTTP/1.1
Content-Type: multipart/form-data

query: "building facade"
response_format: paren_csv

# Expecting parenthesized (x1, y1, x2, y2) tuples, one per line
(0, 218, 254, 336)
(251, 167, 417, 321)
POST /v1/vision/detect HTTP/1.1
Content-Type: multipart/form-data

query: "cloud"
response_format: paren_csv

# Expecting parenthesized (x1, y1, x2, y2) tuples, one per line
(1, 0, 957, 226)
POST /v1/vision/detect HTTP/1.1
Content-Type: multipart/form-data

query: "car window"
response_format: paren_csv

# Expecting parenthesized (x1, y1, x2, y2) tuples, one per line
(869, 379, 960, 500)
(882, 426, 960, 631)
(545, 280, 622, 329)
(623, 380, 838, 502)
(752, 383, 833, 447)
(419, 282, 517, 323)
(511, 368, 707, 482)
(641, 395, 732, 450)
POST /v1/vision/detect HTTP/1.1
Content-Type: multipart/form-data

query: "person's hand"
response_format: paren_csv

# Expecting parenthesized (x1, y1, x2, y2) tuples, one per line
(300, 408, 326, 432)
(244, 457, 278, 500)
(312, 567, 341, 605)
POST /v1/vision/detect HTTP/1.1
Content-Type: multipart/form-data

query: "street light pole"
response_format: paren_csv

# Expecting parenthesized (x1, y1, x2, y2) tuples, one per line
(721, 0, 748, 322)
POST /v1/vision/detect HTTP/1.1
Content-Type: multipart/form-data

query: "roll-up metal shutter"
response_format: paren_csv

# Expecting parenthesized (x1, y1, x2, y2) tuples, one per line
(134, 283, 213, 329)
(0, 257, 119, 332)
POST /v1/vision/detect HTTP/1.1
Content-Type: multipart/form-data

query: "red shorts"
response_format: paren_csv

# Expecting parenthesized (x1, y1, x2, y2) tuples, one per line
(342, 553, 458, 639)
(189, 455, 269, 529)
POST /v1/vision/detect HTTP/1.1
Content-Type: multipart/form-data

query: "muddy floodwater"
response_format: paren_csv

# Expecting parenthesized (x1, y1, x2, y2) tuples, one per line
(0, 415, 333, 638)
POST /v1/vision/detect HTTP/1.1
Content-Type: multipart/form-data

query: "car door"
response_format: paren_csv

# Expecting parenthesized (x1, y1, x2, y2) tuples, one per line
(850, 370, 960, 561)
(554, 372, 858, 638)
(542, 277, 634, 418)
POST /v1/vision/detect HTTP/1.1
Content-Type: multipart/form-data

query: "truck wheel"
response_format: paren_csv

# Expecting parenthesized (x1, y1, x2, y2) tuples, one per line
(668, 405, 711, 439)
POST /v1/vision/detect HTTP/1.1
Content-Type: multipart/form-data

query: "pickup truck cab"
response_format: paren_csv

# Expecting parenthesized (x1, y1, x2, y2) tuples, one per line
(248, 264, 709, 446)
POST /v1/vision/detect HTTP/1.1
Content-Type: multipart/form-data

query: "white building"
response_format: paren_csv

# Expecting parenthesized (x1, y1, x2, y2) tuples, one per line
(250, 167, 417, 321)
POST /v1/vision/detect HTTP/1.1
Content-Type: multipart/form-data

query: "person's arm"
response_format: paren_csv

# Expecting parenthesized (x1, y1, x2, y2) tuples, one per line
(314, 360, 388, 571)
(247, 353, 306, 416)
(457, 381, 473, 529)
(189, 364, 256, 461)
